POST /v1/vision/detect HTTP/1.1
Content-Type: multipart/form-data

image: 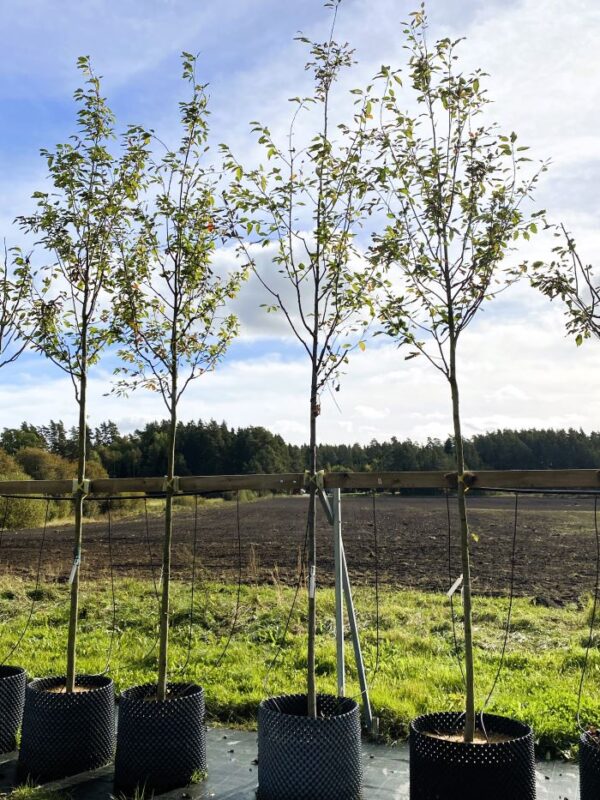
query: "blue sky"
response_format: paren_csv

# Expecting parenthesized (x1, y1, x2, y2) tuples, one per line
(1, 0, 600, 444)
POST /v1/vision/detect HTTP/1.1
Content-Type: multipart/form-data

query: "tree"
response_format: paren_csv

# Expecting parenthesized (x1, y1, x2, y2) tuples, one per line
(16, 57, 149, 692)
(0, 245, 29, 369)
(370, 8, 545, 740)
(222, 1, 377, 717)
(0, 449, 48, 530)
(113, 53, 246, 701)
(40, 420, 70, 457)
(530, 224, 600, 345)
(0, 423, 46, 455)
(93, 420, 121, 448)
(14, 447, 76, 480)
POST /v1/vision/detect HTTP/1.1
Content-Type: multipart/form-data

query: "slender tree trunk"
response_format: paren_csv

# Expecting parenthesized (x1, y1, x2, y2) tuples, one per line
(157, 385, 177, 702)
(448, 339, 476, 742)
(306, 369, 319, 718)
(66, 367, 87, 693)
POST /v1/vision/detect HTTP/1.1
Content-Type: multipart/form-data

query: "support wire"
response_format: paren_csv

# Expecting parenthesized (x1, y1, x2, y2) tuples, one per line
(1, 498, 50, 666)
(576, 497, 600, 733)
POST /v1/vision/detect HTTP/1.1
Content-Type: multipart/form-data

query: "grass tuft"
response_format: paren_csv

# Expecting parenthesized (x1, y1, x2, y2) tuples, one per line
(4, 782, 68, 800)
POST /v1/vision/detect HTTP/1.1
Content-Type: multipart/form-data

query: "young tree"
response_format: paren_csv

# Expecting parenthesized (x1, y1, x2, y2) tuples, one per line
(371, 8, 545, 740)
(222, 1, 376, 717)
(530, 224, 600, 344)
(0, 245, 29, 369)
(113, 53, 246, 702)
(16, 57, 149, 692)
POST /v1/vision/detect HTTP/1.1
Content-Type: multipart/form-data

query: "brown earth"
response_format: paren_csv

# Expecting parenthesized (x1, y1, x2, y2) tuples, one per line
(0, 494, 597, 604)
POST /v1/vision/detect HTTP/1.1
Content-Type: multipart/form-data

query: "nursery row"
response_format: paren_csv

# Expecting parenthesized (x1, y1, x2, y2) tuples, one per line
(1, 1, 599, 797)
(0, 577, 599, 797)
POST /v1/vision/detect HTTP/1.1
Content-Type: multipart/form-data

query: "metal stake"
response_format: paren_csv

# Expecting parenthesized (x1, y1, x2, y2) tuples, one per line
(341, 537, 374, 731)
(329, 489, 374, 732)
(332, 488, 345, 697)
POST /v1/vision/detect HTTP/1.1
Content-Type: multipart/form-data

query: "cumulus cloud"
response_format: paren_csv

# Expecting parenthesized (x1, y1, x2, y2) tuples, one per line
(3, 283, 599, 445)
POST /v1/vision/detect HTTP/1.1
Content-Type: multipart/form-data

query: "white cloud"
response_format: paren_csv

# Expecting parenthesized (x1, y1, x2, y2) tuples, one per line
(354, 405, 390, 421)
(2, 289, 598, 445)
(2, 0, 600, 447)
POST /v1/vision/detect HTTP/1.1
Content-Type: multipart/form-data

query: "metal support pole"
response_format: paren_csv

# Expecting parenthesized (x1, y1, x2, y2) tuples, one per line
(340, 530, 374, 732)
(317, 486, 334, 525)
(332, 489, 345, 697)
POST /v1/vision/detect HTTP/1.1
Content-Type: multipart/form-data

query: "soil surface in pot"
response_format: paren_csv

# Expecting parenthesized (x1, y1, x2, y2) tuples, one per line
(43, 684, 98, 694)
(425, 730, 514, 744)
(130, 684, 199, 702)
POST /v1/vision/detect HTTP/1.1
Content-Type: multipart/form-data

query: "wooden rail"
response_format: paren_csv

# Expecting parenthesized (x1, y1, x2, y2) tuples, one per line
(325, 469, 600, 490)
(0, 473, 304, 496)
(0, 469, 599, 497)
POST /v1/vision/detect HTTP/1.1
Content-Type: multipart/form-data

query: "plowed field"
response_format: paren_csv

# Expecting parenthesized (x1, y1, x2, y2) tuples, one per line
(1, 494, 597, 603)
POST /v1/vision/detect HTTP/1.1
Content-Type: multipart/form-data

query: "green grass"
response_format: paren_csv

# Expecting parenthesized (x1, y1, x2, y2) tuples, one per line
(0, 575, 598, 757)
(2, 783, 68, 800)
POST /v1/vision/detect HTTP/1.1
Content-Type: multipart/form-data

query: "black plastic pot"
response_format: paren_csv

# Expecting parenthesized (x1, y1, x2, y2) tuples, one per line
(580, 730, 600, 799)
(257, 693, 362, 800)
(409, 712, 535, 800)
(18, 674, 115, 782)
(114, 682, 206, 796)
(0, 665, 26, 753)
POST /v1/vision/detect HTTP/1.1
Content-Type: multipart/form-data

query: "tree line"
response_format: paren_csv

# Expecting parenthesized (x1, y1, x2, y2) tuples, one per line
(2, 418, 599, 480)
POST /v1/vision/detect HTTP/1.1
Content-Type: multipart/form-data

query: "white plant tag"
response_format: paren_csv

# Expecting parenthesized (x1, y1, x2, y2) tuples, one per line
(447, 573, 463, 598)
(68, 555, 81, 585)
(308, 565, 316, 598)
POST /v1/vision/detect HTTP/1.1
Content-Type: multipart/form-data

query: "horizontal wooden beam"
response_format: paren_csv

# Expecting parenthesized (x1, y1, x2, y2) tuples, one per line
(0, 469, 599, 497)
(324, 469, 600, 490)
(0, 473, 306, 496)
(324, 471, 447, 490)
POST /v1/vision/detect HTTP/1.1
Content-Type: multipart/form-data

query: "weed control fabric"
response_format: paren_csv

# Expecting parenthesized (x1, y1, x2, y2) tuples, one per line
(409, 712, 535, 800)
(257, 693, 362, 800)
(0, 665, 26, 753)
(114, 682, 206, 796)
(18, 674, 115, 781)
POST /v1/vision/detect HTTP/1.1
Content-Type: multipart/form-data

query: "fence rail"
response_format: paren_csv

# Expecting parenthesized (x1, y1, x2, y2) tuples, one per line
(0, 469, 599, 497)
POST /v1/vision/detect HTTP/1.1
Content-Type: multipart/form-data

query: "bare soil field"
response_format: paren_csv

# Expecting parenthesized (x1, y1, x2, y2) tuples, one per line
(0, 493, 598, 603)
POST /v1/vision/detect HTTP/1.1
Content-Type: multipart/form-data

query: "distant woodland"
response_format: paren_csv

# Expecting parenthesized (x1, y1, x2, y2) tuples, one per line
(2, 419, 600, 481)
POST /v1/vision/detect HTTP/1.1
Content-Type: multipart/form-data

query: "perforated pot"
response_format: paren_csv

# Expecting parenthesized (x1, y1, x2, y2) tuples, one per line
(0, 665, 26, 753)
(580, 730, 600, 799)
(409, 712, 535, 800)
(18, 674, 115, 782)
(257, 693, 362, 800)
(114, 682, 206, 796)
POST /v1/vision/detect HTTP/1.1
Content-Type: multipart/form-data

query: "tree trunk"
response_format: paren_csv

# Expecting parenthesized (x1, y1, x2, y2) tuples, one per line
(449, 339, 476, 742)
(306, 373, 318, 719)
(157, 396, 177, 702)
(65, 368, 87, 693)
